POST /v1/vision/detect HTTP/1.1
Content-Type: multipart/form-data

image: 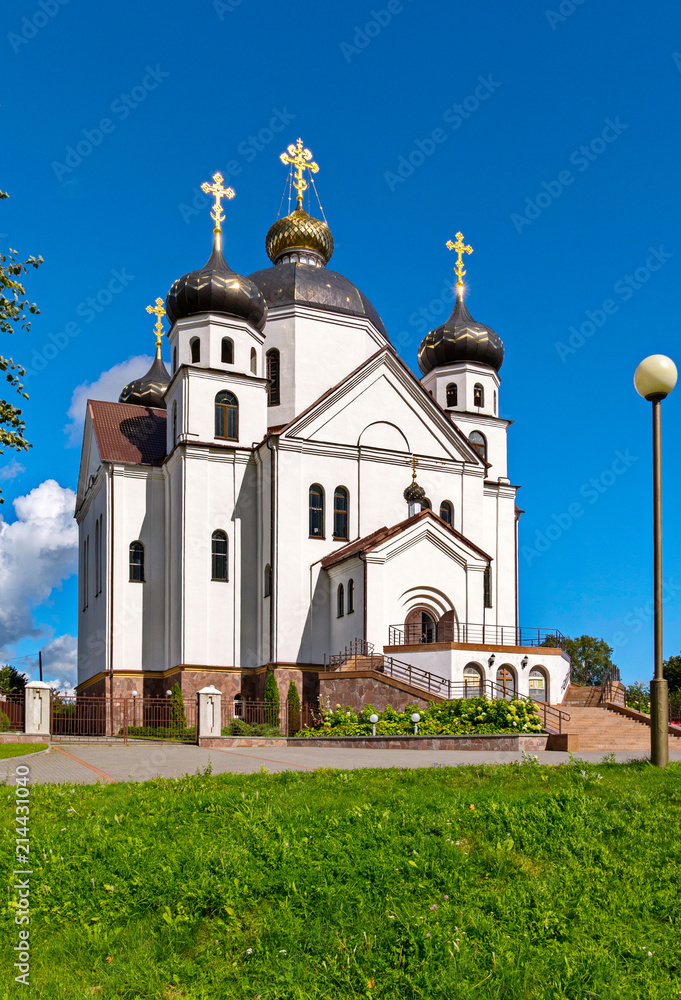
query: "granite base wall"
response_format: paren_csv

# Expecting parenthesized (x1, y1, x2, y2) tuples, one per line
(198, 734, 551, 751)
(319, 673, 433, 713)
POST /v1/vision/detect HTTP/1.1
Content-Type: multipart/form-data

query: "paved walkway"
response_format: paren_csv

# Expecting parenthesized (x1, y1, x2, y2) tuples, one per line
(2, 742, 680, 784)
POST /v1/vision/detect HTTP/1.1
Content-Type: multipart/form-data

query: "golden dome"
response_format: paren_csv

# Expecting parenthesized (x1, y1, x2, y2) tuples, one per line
(265, 206, 334, 265)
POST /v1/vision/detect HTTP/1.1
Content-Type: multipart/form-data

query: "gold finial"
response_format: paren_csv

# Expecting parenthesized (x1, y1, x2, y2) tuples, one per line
(201, 172, 235, 249)
(446, 231, 473, 297)
(410, 455, 418, 482)
(146, 297, 165, 357)
(279, 138, 319, 209)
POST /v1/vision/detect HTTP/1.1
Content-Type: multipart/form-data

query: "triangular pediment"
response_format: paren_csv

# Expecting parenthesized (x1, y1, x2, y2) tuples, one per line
(76, 411, 102, 511)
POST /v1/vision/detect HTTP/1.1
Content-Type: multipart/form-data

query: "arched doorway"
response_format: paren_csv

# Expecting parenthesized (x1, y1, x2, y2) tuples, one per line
(405, 607, 436, 644)
(438, 609, 458, 643)
(529, 667, 548, 703)
(463, 663, 484, 698)
(496, 664, 516, 698)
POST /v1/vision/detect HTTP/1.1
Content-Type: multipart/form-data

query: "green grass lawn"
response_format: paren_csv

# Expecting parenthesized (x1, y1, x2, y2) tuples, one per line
(1, 758, 680, 999)
(0, 742, 47, 759)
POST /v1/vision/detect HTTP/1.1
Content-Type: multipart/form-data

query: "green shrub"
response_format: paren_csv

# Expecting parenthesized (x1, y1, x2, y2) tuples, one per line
(0, 711, 10, 732)
(264, 670, 280, 728)
(287, 680, 301, 735)
(170, 682, 186, 729)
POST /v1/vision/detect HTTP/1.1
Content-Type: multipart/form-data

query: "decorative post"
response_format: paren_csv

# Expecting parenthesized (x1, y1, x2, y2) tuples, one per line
(24, 681, 52, 736)
(197, 685, 222, 741)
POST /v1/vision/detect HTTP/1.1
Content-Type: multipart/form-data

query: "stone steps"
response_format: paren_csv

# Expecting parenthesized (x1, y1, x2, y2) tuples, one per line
(550, 705, 681, 751)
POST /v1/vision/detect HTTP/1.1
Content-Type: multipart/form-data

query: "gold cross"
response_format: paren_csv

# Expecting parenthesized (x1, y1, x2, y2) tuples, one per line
(410, 455, 418, 482)
(446, 231, 473, 292)
(200, 172, 235, 234)
(146, 297, 165, 351)
(279, 138, 319, 208)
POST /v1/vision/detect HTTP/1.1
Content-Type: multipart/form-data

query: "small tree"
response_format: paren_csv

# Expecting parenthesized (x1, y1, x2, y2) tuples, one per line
(663, 653, 681, 693)
(287, 679, 301, 736)
(264, 670, 280, 729)
(0, 665, 28, 694)
(562, 635, 616, 686)
(170, 681, 186, 731)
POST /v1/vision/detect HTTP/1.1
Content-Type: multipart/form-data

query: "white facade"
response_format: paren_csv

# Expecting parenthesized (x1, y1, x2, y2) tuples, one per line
(75, 245, 568, 705)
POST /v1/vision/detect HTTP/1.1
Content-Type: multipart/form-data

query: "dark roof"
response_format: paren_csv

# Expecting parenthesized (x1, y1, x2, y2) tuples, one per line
(418, 294, 504, 374)
(248, 261, 390, 340)
(89, 400, 167, 466)
(119, 354, 170, 409)
(321, 508, 492, 569)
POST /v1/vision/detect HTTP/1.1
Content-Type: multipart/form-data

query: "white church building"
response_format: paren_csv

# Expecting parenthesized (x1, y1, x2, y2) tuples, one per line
(75, 141, 570, 707)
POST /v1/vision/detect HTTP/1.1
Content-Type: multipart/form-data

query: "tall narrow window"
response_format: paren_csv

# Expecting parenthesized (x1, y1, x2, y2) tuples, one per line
(469, 430, 487, 462)
(266, 348, 280, 406)
(333, 486, 349, 539)
(250, 347, 257, 374)
(264, 563, 272, 598)
(172, 400, 177, 445)
(446, 382, 457, 407)
(215, 391, 238, 440)
(348, 578, 355, 614)
(82, 536, 89, 609)
(129, 541, 145, 583)
(484, 565, 492, 608)
(94, 519, 99, 598)
(221, 337, 234, 364)
(439, 500, 453, 526)
(309, 484, 324, 538)
(98, 516, 103, 594)
(172, 347, 177, 374)
(494, 389, 497, 415)
(211, 530, 228, 581)
(473, 383, 484, 408)
(190, 338, 201, 363)
(337, 583, 345, 618)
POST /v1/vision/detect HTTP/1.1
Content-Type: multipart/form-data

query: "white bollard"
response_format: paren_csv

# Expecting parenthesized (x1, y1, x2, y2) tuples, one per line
(24, 681, 52, 736)
(197, 686, 222, 739)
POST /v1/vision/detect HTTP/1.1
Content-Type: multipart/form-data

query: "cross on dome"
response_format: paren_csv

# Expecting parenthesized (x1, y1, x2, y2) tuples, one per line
(446, 232, 473, 297)
(200, 172, 235, 249)
(146, 297, 165, 356)
(279, 138, 319, 208)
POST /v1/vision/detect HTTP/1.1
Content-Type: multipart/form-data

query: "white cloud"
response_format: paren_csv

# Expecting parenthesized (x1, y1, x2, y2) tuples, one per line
(0, 480, 78, 652)
(41, 633, 77, 692)
(0, 459, 25, 482)
(64, 355, 153, 447)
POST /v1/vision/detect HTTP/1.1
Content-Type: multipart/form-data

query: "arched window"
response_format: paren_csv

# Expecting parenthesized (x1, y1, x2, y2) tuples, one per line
(250, 347, 257, 374)
(469, 430, 487, 462)
(496, 665, 516, 698)
(529, 667, 548, 703)
(348, 578, 355, 614)
(215, 391, 238, 440)
(309, 484, 324, 538)
(264, 563, 272, 598)
(233, 693, 244, 719)
(463, 663, 483, 698)
(190, 338, 201, 364)
(446, 382, 457, 407)
(266, 348, 280, 406)
(172, 400, 177, 444)
(422, 497, 432, 510)
(439, 500, 453, 526)
(484, 565, 492, 607)
(337, 583, 344, 618)
(221, 337, 234, 364)
(172, 347, 177, 374)
(333, 486, 349, 539)
(129, 541, 144, 583)
(473, 383, 484, 408)
(211, 530, 228, 581)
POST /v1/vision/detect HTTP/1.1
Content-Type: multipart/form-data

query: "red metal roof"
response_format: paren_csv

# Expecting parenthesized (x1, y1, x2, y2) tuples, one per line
(88, 400, 167, 466)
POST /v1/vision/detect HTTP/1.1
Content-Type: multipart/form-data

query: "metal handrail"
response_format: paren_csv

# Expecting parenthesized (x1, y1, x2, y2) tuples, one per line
(388, 622, 566, 649)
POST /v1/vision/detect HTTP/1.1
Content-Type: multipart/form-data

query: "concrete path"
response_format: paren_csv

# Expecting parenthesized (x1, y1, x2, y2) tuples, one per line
(2, 742, 680, 785)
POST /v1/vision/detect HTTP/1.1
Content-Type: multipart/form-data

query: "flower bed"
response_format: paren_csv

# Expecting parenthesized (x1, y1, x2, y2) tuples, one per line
(296, 697, 543, 737)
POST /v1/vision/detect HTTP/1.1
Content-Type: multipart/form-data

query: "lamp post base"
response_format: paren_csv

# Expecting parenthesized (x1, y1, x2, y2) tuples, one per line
(650, 677, 669, 768)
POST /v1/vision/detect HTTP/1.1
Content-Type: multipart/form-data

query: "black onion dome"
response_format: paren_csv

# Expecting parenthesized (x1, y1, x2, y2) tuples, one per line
(119, 354, 170, 409)
(403, 480, 426, 503)
(418, 294, 504, 375)
(166, 243, 267, 332)
(247, 262, 389, 341)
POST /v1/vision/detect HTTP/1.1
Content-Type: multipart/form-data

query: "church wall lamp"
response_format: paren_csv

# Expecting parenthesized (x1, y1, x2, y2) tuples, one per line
(520, 656, 529, 669)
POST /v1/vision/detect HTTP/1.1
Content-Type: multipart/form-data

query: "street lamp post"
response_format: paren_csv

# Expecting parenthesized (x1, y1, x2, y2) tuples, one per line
(634, 354, 678, 768)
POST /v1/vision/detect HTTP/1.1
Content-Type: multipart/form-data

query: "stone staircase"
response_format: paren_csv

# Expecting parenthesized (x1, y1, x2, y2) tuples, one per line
(550, 704, 681, 752)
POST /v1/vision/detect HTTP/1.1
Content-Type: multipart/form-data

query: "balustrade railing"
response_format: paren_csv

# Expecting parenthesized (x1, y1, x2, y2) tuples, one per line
(388, 622, 566, 648)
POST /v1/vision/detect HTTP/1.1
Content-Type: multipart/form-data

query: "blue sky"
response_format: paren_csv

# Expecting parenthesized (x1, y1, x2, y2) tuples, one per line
(1, 0, 680, 685)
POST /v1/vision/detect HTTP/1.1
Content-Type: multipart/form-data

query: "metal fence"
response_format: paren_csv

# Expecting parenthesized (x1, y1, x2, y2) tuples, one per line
(0, 694, 25, 731)
(50, 694, 197, 742)
(388, 622, 566, 648)
(222, 698, 320, 737)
